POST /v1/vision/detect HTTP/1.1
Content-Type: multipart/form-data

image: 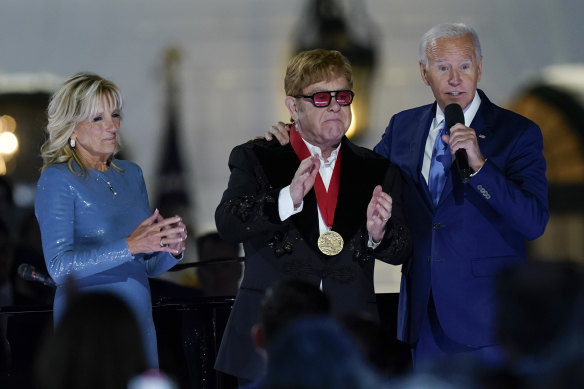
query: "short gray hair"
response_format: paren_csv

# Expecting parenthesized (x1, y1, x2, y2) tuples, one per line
(418, 23, 482, 68)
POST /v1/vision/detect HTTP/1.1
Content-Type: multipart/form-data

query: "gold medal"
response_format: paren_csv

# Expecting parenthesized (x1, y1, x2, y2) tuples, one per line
(317, 230, 344, 256)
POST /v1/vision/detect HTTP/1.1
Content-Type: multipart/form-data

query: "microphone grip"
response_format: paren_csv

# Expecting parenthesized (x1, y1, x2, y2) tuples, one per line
(455, 149, 472, 183)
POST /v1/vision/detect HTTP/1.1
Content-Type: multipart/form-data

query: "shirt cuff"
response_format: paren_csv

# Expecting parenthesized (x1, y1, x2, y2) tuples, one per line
(367, 233, 381, 250)
(470, 158, 487, 177)
(279, 185, 303, 221)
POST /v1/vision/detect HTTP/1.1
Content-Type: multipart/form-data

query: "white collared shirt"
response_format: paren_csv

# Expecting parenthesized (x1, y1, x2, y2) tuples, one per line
(421, 92, 482, 185)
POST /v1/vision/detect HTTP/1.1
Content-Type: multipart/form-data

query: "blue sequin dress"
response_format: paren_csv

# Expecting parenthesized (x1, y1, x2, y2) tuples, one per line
(35, 159, 181, 368)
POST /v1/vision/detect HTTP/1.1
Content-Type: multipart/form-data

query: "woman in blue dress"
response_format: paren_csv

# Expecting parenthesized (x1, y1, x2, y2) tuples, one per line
(35, 73, 188, 368)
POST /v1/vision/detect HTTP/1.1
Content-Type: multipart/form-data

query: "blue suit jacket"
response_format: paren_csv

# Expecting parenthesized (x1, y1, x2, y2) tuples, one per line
(374, 90, 549, 347)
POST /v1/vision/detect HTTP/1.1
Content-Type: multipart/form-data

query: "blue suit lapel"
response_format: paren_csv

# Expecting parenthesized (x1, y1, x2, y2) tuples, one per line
(472, 90, 493, 145)
(410, 109, 434, 185)
(413, 105, 438, 210)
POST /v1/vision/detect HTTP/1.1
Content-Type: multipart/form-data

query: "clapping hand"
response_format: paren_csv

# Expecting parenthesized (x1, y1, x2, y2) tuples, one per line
(366, 185, 392, 243)
(289, 155, 320, 207)
(126, 209, 187, 256)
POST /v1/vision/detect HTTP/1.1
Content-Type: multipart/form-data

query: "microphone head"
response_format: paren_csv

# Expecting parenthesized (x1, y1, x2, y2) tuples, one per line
(17, 263, 34, 280)
(17, 263, 56, 288)
(444, 103, 464, 130)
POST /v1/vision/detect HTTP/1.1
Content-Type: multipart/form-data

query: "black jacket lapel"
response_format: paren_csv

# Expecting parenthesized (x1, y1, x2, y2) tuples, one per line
(333, 138, 387, 244)
(257, 142, 321, 253)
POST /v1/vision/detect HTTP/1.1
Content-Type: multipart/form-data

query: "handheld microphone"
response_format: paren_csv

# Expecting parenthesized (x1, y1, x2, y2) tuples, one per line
(444, 103, 472, 183)
(17, 263, 56, 288)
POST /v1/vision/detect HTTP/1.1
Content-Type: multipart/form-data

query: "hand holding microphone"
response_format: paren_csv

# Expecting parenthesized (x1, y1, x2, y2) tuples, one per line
(444, 103, 473, 183)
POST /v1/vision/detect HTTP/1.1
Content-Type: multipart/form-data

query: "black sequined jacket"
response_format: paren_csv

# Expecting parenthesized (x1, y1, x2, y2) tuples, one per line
(214, 136, 412, 379)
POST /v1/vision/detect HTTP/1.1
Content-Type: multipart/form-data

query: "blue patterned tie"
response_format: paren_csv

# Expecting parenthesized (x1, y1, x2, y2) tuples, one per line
(428, 122, 451, 206)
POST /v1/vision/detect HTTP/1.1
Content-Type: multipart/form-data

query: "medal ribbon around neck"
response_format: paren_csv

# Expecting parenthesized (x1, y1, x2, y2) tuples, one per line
(289, 123, 341, 229)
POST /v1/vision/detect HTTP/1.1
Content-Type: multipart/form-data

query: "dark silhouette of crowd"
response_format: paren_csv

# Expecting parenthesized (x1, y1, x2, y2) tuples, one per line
(228, 260, 584, 389)
(239, 279, 392, 389)
(34, 292, 148, 389)
(390, 259, 584, 389)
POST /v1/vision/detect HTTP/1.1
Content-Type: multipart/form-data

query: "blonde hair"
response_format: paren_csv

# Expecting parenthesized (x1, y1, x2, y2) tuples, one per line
(40, 72, 123, 175)
(284, 49, 353, 96)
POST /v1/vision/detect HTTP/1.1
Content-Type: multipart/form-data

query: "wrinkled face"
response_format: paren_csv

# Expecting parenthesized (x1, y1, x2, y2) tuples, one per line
(285, 75, 352, 156)
(420, 34, 483, 111)
(71, 101, 120, 168)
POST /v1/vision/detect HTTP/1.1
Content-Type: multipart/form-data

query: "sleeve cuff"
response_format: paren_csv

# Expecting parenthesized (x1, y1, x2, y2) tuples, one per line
(470, 158, 487, 177)
(278, 185, 303, 221)
(367, 233, 381, 250)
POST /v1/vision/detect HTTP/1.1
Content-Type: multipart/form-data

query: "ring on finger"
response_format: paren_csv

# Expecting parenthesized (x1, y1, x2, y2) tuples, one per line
(160, 238, 165, 247)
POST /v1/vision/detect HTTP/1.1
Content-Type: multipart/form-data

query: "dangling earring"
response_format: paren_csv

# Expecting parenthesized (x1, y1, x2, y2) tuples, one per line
(69, 138, 76, 148)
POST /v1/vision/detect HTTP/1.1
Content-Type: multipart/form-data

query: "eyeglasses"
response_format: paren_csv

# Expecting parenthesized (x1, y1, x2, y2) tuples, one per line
(294, 90, 354, 108)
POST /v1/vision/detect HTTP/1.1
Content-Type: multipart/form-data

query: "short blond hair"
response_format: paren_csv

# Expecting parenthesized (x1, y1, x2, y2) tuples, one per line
(40, 73, 123, 174)
(284, 49, 353, 96)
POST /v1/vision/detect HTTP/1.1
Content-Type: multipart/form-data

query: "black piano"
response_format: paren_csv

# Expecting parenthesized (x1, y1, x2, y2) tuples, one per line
(0, 291, 407, 389)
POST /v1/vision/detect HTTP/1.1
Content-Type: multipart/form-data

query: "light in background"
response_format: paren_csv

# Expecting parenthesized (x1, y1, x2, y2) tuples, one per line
(292, 0, 379, 141)
(0, 115, 19, 175)
(507, 65, 584, 263)
(0, 73, 59, 209)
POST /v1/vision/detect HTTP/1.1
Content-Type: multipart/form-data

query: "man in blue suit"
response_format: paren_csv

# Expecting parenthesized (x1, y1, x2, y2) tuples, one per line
(373, 22, 549, 367)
